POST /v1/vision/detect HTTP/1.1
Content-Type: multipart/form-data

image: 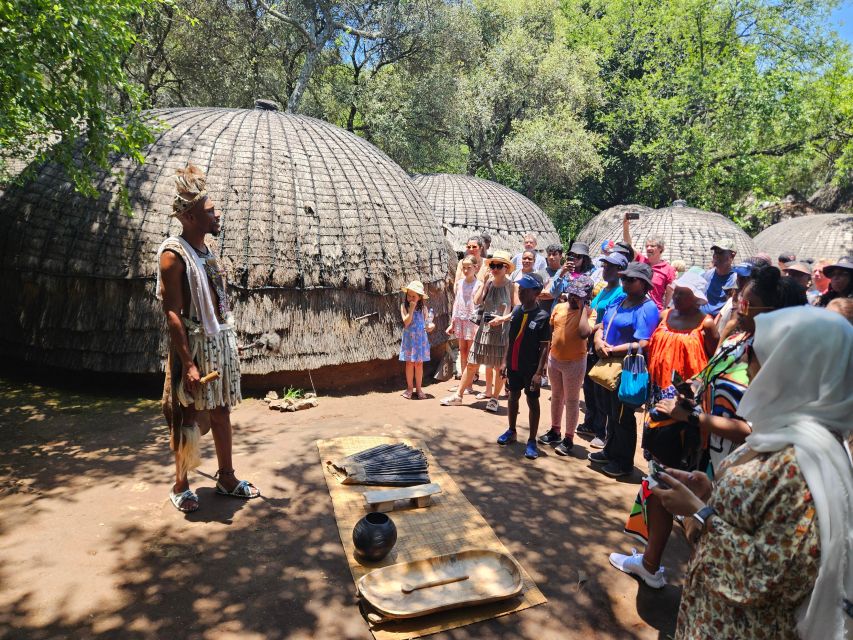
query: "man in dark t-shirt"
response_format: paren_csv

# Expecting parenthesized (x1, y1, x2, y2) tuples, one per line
(496, 272, 552, 459)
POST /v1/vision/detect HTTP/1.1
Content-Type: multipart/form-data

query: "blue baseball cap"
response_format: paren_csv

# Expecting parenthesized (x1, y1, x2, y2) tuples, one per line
(600, 253, 629, 269)
(516, 272, 545, 289)
(732, 261, 754, 277)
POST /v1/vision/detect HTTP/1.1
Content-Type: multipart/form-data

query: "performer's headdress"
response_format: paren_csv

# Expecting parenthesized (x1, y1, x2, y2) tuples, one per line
(171, 164, 208, 216)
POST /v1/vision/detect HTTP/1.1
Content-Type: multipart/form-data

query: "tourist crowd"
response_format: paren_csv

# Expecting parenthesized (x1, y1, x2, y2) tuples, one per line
(398, 213, 852, 640)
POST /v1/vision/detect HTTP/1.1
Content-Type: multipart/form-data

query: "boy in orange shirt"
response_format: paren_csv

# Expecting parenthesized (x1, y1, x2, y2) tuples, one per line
(538, 275, 594, 455)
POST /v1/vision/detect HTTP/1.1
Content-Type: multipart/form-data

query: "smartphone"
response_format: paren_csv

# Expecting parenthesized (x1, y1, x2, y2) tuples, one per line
(644, 460, 670, 489)
(626, 212, 640, 220)
(672, 370, 695, 400)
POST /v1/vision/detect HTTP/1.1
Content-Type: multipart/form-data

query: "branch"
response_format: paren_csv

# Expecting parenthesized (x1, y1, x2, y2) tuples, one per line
(333, 21, 383, 40)
(672, 132, 835, 179)
(258, 0, 314, 43)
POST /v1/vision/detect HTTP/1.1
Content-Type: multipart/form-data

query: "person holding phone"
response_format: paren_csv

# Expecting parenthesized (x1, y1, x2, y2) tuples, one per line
(610, 272, 717, 588)
(650, 307, 852, 640)
(622, 211, 677, 310)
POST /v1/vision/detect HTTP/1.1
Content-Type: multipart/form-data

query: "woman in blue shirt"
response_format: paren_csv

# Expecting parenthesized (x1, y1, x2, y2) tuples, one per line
(590, 262, 661, 477)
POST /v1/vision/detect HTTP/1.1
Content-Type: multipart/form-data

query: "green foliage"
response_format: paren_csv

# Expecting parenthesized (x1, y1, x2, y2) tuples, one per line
(0, 0, 161, 198)
(281, 386, 303, 401)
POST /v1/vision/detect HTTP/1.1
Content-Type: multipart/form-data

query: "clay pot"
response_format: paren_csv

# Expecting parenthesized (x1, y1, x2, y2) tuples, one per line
(352, 512, 397, 562)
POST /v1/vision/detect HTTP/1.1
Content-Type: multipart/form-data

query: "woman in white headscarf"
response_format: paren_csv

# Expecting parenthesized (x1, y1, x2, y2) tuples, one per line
(650, 306, 852, 640)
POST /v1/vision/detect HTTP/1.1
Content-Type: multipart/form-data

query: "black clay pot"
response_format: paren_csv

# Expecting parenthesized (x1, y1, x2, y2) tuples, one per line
(352, 512, 397, 562)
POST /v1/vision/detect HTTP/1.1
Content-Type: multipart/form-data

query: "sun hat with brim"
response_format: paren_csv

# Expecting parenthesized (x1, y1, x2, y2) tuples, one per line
(568, 241, 590, 258)
(600, 253, 629, 269)
(783, 262, 812, 277)
(673, 272, 709, 305)
(822, 256, 853, 277)
(613, 241, 635, 261)
(567, 274, 595, 299)
(618, 262, 654, 287)
(710, 237, 736, 253)
(517, 272, 545, 290)
(401, 280, 429, 299)
(486, 249, 515, 273)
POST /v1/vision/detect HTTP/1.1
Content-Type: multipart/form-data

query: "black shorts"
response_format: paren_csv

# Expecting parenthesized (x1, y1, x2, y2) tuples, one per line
(506, 369, 541, 398)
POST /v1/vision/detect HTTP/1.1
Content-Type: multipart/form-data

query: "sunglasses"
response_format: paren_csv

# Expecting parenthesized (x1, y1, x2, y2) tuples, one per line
(489, 263, 506, 269)
(567, 253, 582, 260)
(737, 298, 774, 315)
(620, 276, 638, 283)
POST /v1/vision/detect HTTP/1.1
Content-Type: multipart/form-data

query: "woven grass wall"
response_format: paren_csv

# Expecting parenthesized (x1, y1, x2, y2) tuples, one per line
(0, 108, 451, 386)
(752, 213, 853, 262)
(412, 173, 561, 254)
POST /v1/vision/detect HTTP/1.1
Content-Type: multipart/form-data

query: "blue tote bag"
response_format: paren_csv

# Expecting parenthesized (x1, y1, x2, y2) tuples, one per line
(618, 345, 650, 407)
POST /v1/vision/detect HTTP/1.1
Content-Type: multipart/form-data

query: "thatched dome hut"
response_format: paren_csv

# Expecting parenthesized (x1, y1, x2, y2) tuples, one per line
(576, 201, 756, 267)
(753, 213, 853, 262)
(0, 107, 451, 389)
(411, 173, 561, 254)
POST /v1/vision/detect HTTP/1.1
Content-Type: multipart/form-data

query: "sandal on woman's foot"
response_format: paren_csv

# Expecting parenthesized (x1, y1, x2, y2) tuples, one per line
(485, 398, 499, 413)
(475, 392, 489, 400)
(440, 394, 463, 406)
(415, 391, 427, 400)
(401, 390, 413, 399)
(169, 487, 199, 513)
(215, 479, 260, 499)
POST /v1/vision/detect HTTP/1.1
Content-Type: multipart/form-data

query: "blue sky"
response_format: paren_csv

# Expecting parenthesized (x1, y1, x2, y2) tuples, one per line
(831, 2, 853, 45)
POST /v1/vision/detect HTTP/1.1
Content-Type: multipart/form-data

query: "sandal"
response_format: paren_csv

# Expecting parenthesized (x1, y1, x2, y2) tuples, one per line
(485, 398, 499, 413)
(214, 469, 260, 499)
(169, 487, 199, 513)
(440, 394, 463, 406)
(415, 391, 427, 400)
(475, 392, 489, 400)
(401, 390, 413, 399)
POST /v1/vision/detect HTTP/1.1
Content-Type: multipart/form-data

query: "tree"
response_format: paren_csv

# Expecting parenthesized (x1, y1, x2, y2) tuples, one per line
(0, 0, 161, 196)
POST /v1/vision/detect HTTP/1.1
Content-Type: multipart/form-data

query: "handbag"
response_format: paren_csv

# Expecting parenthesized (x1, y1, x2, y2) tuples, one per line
(618, 345, 650, 406)
(589, 302, 623, 391)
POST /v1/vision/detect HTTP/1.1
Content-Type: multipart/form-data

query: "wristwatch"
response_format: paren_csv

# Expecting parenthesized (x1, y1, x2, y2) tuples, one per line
(692, 505, 717, 531)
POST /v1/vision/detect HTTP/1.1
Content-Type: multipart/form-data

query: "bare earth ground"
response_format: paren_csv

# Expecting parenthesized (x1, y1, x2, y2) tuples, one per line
(0, 372, 687, 640)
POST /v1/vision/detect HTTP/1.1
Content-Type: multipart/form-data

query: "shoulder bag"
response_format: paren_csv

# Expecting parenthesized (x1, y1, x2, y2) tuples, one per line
(618, 344, 650, 406)
(589, 301, 623, 391)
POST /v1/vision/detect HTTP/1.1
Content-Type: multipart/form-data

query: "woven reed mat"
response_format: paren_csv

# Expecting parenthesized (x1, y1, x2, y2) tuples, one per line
(317, 435, 547, 640)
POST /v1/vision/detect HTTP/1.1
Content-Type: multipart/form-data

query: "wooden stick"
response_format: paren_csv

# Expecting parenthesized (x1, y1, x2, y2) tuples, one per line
(353, 312, 378, 321)
(401, 574, 469, 594)
(200, 371, 220, 384)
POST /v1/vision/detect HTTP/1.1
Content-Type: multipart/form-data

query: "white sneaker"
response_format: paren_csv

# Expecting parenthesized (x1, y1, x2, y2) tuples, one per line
(590, 437, 605, 449)
(609, 549, 666, 589)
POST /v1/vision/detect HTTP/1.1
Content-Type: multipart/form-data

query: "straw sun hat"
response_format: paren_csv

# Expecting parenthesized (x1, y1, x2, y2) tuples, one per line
(486, 250, 515, 273)
(401, 280, 429, 299)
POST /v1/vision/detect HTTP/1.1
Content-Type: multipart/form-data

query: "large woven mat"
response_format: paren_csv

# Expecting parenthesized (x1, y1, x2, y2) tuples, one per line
(317, 435, 547, 640)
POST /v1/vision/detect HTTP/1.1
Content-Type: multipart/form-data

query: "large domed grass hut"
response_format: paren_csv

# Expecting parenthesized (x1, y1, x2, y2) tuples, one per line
(411, 174, 561, 254)
(753, 213, 853, 262)
(577, 201, 756, 267)
(0, 106, 450, 390)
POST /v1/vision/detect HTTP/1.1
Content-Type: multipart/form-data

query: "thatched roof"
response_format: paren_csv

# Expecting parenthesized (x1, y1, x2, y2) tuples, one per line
(0, 107, 450, 380)
(753, 213, 853, 262)
(411, 173, 561, 253)
(576, 201, 756, 267)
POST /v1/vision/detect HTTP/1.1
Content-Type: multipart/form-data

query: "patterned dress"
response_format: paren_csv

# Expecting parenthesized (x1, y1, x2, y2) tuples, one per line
(468, 281, 512, 368)
(676, 445, 820, 640)
(399, 309, 430, 362)
(451, 278, 482, 341)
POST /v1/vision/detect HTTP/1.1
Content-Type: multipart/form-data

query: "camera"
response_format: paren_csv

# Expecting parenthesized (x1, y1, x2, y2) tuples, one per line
(626, 212, 640, 220)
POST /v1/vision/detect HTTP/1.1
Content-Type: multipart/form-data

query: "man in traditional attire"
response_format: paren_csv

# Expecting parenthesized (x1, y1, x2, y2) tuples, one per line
(157, 164, 259, 512)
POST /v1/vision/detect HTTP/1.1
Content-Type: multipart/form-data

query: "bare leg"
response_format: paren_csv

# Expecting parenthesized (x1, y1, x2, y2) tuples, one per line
(172, 406, 198, 510)
(405, 361, 414, 394)
(414, 362, 424, 395)
(507, 388, 521, 430)
(459, 339, 472, 388)
(492, 367, 506, 399)
(642, 492, 673, 572)
(527, 393, 541, 441)
(484, 366, 494, 397)
(451, 363, 478, 400)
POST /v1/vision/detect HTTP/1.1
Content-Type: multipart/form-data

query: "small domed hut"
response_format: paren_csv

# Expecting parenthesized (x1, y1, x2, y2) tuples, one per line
(577, 201, 756, 267)
(0, 106, 450, 389)
(411, 174, 561, 254)
(753, 213, 853, 262)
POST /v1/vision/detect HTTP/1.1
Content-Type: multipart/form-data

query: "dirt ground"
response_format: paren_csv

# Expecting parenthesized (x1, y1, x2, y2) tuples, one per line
(0, 371, 687, 640)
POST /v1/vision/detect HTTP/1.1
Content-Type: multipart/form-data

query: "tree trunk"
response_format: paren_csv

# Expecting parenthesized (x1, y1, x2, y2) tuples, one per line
(287, 45, 320, 112)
